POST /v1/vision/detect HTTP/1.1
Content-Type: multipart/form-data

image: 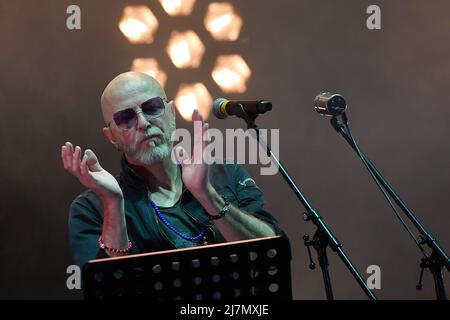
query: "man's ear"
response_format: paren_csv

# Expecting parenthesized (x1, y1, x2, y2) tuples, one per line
(102, 127, 118, 148)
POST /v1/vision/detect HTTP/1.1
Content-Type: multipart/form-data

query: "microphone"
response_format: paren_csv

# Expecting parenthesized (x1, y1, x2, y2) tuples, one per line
(212, 98, 272, 119)
(314, 92, 347, 116)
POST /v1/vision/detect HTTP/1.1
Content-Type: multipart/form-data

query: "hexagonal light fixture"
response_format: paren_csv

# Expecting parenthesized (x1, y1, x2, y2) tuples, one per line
(212, 55, 251, 93)
(174, 83, 212, 121)
(119, 6, 159, 44)
(166, 30, 205, 69)
(122, 2, 252, 120)
(204, 2, 242, 41)
(130, 58, 168, 88)
(159, 0, 196, 16)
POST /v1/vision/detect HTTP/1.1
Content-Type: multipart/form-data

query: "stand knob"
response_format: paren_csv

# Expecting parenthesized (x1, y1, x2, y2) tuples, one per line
(303, 235, 316, 270)
(416, 258, 427, 291)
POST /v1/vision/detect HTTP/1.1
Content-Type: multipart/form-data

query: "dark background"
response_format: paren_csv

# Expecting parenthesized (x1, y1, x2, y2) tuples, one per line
(0, 0, 449, 299)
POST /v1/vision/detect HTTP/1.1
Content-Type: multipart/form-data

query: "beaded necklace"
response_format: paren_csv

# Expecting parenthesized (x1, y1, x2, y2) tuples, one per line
(150, 198, 206, 243)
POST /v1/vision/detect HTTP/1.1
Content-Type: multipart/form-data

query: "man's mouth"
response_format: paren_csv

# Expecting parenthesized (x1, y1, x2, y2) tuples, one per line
(141, 134, 161, 143)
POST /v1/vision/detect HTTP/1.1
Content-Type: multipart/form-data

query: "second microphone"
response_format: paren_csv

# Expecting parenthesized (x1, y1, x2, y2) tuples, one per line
(212, 98, 273, 119)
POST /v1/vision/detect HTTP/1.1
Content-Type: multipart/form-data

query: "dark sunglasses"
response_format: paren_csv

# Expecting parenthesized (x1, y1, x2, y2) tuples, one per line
(109, 96, 167, 130)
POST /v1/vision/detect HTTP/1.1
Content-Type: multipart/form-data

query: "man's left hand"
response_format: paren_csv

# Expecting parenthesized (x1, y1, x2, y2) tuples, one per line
(174, 109, 214, 200)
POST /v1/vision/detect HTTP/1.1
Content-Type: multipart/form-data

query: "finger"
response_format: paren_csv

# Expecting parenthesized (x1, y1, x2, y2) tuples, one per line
(174, 146, 191, 166)
(79, 152, 89, 177)
(203, 122, 209, 144)
(64, 142, 75, 170)
(61, 146, 70, 170)
(192, 109, 204, 164)
(193, 118, 204, 164)
(71, 146, 82, 177)
(79, 153, 97, 188)
(66, 142, 74, 154)
(62, 145, 73, 170)
(202, 123, 213, 165)
(191, 109, 200, 122)
(63, 142, 73, 167)
(85, 149, 103, 172)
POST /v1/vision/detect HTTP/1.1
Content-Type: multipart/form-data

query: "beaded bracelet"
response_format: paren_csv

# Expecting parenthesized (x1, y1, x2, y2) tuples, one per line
(98, 236, 132, 254)
(207, 195, 230, 220)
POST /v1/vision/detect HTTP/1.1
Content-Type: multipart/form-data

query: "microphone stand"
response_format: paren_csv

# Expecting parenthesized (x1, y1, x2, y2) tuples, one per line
(330, 112, 449, 300)
(235, 107, 377, 300)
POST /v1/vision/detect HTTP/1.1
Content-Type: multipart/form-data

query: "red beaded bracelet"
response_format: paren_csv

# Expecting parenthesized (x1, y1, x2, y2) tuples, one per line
(98, 236, 132, 254)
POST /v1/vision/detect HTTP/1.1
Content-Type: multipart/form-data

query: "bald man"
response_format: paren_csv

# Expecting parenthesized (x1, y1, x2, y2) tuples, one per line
(62, 72, 285, 268)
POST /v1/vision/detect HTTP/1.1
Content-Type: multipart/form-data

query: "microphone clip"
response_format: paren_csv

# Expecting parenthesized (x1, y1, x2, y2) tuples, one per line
(235, 104, 260, 130)
(330, 112, 349, 133)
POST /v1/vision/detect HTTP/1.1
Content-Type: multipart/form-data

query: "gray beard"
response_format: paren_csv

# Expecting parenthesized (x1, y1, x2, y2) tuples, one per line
(119, 120, 176, 166)
(130, 143, 171, 165)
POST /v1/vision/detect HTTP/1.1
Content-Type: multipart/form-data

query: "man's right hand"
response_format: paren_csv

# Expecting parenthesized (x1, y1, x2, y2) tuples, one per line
(61, 142, 123, 201)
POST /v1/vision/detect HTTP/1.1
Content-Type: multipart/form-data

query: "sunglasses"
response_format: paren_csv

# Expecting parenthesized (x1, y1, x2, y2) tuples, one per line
(109, 96, 167, 130)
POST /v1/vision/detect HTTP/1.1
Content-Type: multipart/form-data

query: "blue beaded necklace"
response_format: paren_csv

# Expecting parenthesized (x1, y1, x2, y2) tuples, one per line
(150, 199, 206, 242)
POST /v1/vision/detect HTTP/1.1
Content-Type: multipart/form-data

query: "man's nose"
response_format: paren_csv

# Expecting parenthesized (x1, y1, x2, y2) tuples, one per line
(135, 111, 151, 131)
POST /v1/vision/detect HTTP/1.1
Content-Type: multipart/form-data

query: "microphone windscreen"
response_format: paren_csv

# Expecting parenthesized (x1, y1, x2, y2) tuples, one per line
(314, 92, 347, 116)
(212, 98, 229, 119)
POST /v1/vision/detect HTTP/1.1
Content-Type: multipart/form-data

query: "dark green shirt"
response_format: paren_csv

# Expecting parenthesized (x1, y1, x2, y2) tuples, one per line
(68, 157, 287, 268)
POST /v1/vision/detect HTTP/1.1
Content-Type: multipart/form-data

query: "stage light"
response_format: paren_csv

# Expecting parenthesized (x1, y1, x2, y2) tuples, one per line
(119, 6, 159, 44)
(212, 55, 251, 93)
(204, 2, 242, 41)
(159, 0, 196, 16)
(174, 83, 212, 121)
(130, 58, 168, 88)
(166, 31, 205, 69)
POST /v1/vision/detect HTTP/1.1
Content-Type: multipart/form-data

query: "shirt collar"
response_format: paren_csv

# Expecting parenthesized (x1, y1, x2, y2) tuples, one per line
(118, 155, 146, 190)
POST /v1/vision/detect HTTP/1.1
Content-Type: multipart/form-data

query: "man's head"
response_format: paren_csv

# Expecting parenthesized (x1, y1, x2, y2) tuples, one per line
(101, 72, 176, 166)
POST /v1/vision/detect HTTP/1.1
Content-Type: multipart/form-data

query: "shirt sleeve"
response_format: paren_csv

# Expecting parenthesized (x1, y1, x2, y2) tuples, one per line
(68, 192, 109, 268)
(232, 164, 287, 238)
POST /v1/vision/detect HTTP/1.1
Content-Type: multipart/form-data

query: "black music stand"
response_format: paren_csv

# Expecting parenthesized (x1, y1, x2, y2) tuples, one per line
(82, 236, 292, 300)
